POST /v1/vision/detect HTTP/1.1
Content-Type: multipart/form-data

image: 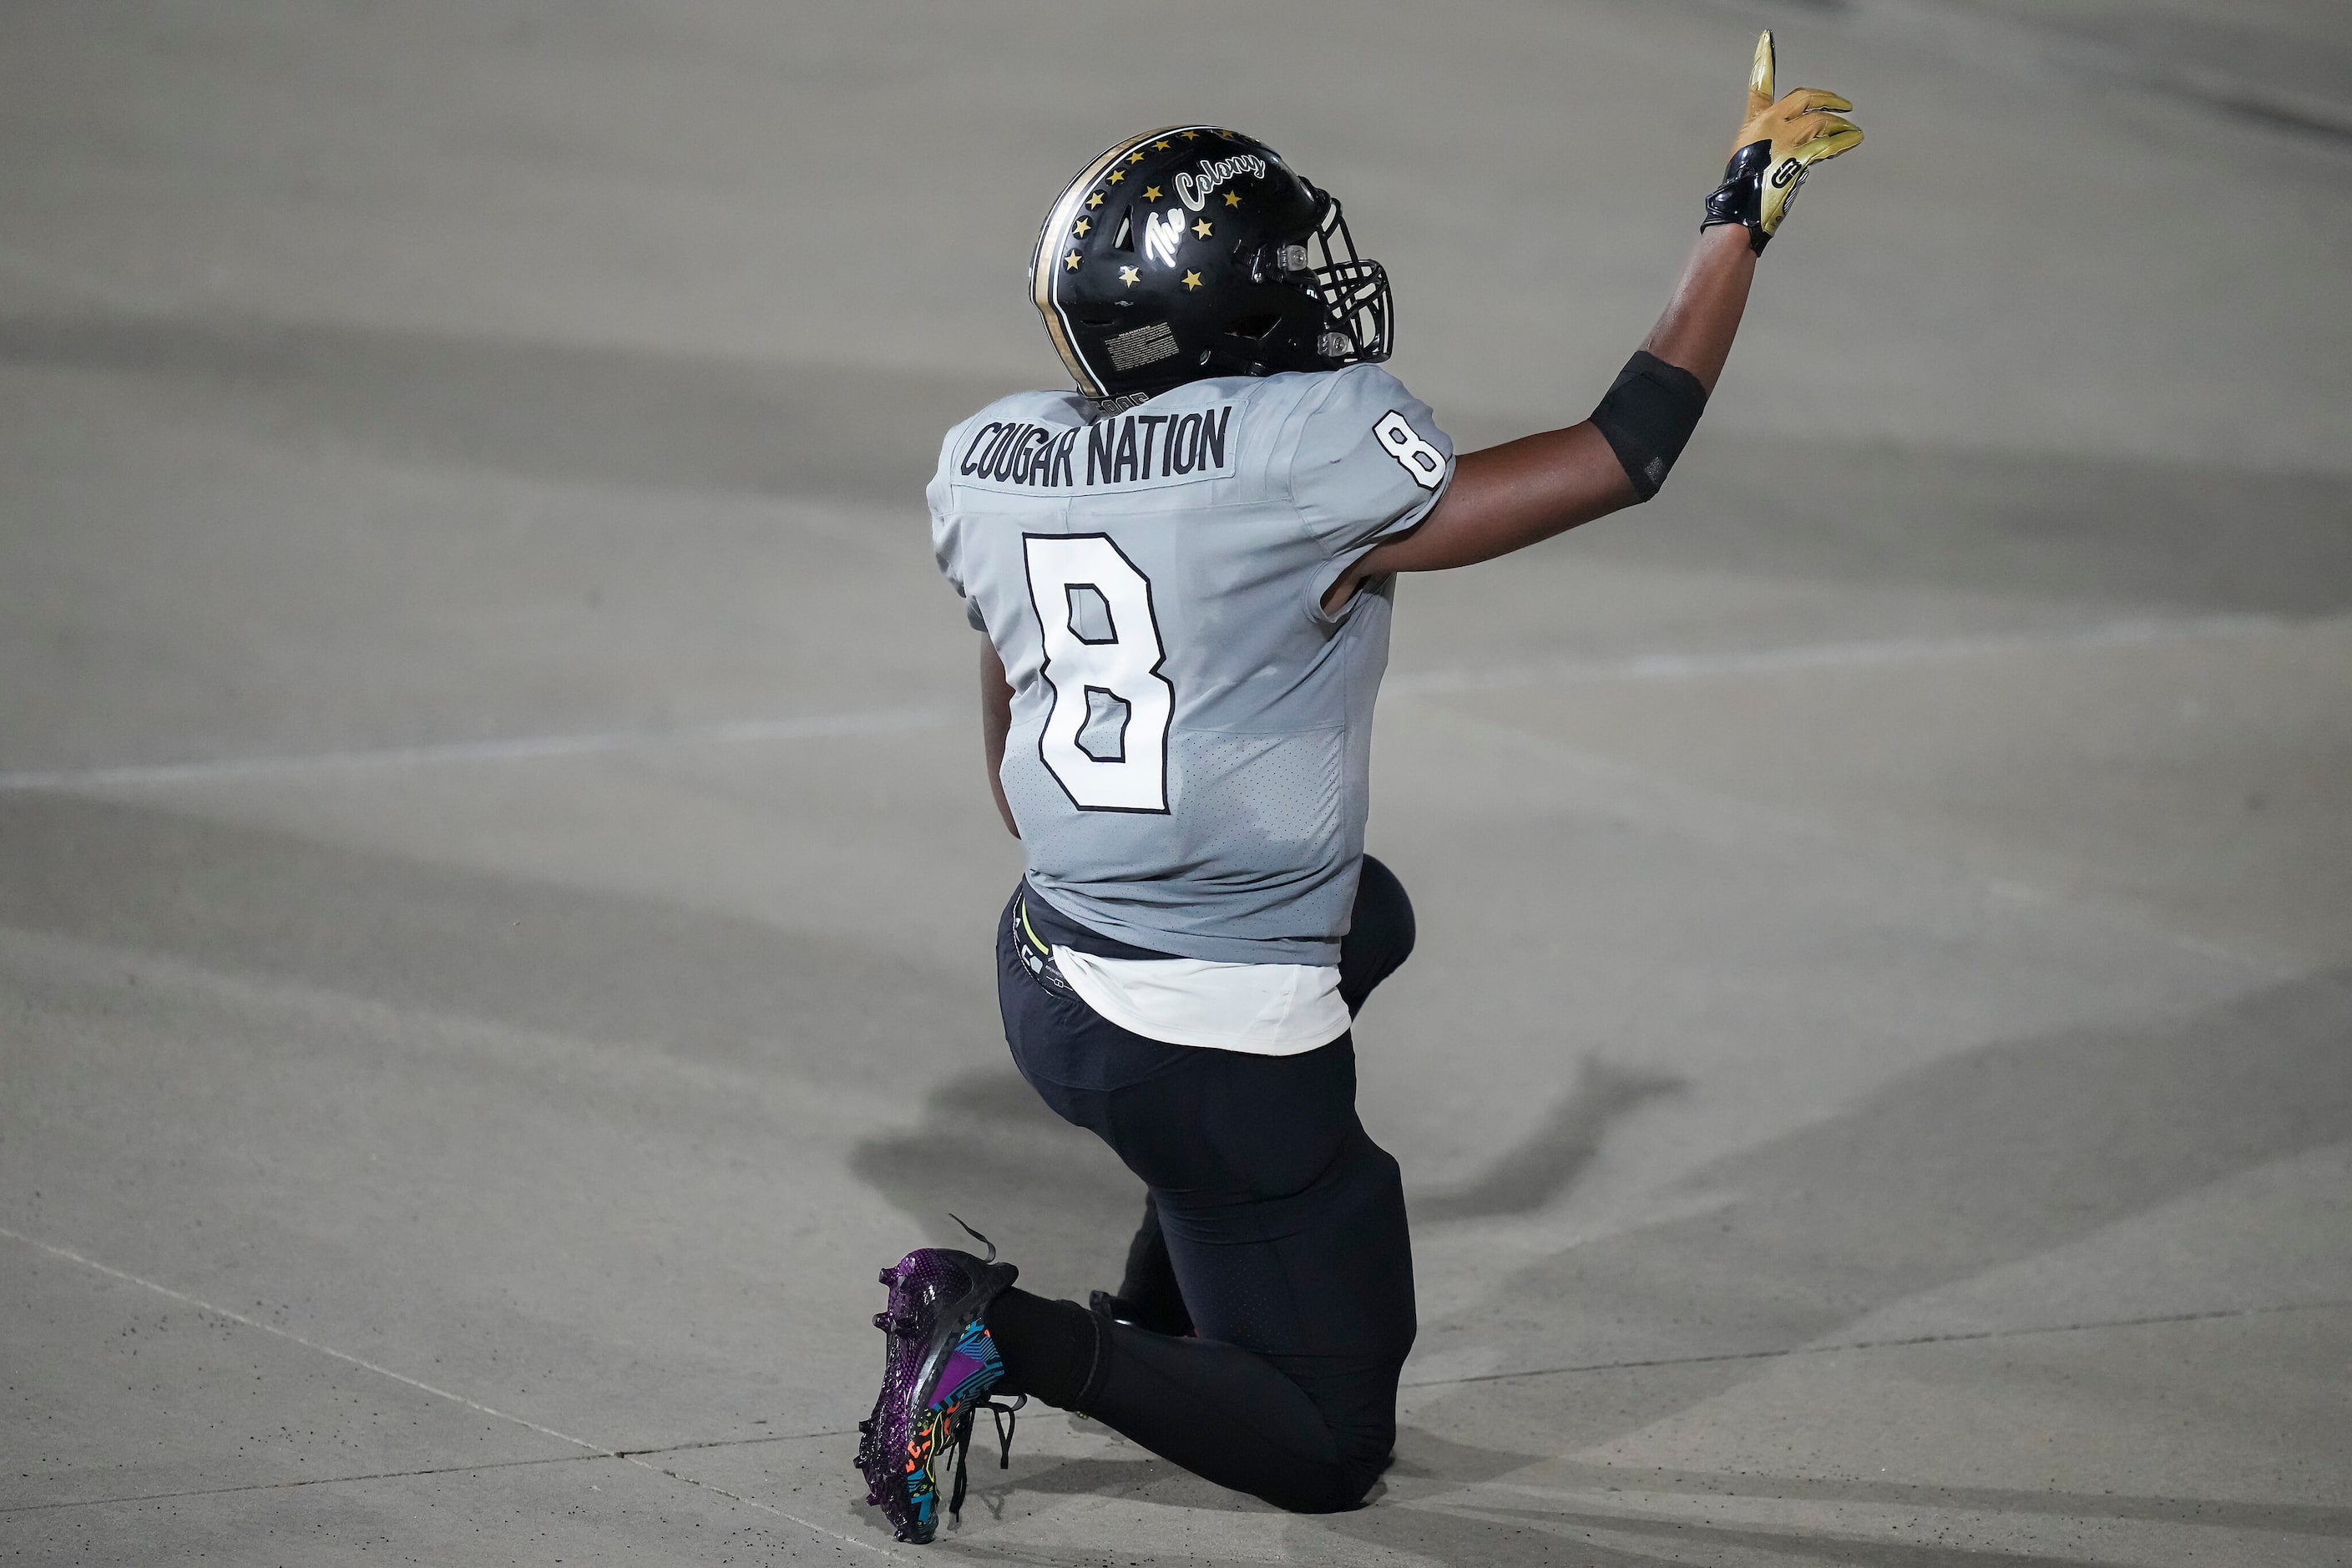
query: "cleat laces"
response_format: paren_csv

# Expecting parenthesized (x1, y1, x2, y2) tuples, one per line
(943, 1393, 1026, 1526)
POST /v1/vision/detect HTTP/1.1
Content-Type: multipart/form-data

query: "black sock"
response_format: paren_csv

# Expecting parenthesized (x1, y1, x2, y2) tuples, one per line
(984, 1287, 1107, 1411)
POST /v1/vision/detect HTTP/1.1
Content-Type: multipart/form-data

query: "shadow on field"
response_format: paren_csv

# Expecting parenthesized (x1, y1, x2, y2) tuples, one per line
(847, 1050, 1687, 1300)
(1413, 1058, 1683, 1222)
(870, 960, 2352, 1555)
(1328, 966, 2352, 1562)
(847, 1065, 1144, 1301)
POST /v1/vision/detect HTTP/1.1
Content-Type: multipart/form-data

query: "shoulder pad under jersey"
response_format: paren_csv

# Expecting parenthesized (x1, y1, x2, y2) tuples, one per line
(1284, 363, 1454, 558)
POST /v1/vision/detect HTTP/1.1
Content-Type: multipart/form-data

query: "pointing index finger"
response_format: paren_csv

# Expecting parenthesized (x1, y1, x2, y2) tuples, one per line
(1748, 31, 1777, 120)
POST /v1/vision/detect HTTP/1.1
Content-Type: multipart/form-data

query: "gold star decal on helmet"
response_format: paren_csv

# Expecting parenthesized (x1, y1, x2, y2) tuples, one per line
(1065, 250, 1081, 271)
(1108, 170, 1124, 184)
(1119, 266, 1141, 286)
(1223, 190, 1242, 207)
(1182, 271, 1203, 291)
(1181, 130, 1198, 141)
(1154, 140, 1171, 150)
(1074, 217, 1090, 235)
(1127, 151, 1145, 164)
(1143, 185, 1161, 202)
(1085, 192, 1104, 209)
(1192, 219, 1212, 239)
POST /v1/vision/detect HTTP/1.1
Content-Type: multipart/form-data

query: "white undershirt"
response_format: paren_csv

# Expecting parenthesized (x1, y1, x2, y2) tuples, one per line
(1050, 948, 1350, 1055)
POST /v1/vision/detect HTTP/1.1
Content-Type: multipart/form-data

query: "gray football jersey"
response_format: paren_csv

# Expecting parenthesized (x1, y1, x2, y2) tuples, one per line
(929, 364, 1454, 964)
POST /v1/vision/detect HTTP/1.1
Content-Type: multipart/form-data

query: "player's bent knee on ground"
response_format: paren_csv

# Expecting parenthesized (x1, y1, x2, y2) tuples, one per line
(859, 43, 1861, 1538)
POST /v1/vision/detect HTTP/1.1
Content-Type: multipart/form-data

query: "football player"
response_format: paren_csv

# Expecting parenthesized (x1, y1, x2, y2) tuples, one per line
(857, 34, 1861, 1542)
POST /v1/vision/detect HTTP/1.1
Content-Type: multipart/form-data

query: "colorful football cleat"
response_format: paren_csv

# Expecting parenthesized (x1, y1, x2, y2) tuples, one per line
(855, 1219, 1024, 1543)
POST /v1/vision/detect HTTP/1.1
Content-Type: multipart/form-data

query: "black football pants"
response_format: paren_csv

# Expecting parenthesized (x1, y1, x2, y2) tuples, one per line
(991, 858, 1418, 1514)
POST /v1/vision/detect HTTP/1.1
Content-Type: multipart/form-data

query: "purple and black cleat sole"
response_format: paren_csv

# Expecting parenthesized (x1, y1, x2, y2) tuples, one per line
(855, 1224, 1021, 1544)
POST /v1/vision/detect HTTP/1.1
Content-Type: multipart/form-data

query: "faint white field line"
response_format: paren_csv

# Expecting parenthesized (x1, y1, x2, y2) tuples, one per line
(0, 706, 952, 792)
(0, 1227, 599, 1447)
(1383, 611, 2317, 699)
(1434, 1463, 2352, 1538)
(1399, 1297, 2352, 1392)
(1386, 609, 2336, 981)
(1416, 696, 2303, 985)
(1392, 632, 2330, 988)
(0, 1225, 900, 1557)
(0, 1429, 850, 1519)
(0, 921, 919, 1136)
(5, 613, 2326, 794)
(1393, 1489, 2328, 1559)
(0, 1454, 596, 1518)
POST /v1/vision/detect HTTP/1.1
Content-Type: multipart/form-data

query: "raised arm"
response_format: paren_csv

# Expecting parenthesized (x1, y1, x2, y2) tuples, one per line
(1322, 32, 1859, 615)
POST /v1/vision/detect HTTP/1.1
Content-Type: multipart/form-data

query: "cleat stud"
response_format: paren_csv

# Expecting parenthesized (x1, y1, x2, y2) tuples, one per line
(873, 1310, 893, 1331)
(879, 1267, 898, 1286)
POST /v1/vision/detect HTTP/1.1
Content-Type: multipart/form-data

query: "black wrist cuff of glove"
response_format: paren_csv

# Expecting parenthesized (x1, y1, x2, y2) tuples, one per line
(1591, 350, 1709, 501)
(1702, 139, 1773, 254)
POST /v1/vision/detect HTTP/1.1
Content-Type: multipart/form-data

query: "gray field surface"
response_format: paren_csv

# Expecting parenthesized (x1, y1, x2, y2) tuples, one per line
(3, 2, 2348, 1564)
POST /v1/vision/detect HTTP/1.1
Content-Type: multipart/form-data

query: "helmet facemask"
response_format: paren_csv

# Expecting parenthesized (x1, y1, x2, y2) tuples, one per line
(1294, 188, 1392, 367)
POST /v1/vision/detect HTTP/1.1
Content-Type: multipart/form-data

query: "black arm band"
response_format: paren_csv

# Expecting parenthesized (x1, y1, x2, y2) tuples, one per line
(1589, 350, 1709, 501)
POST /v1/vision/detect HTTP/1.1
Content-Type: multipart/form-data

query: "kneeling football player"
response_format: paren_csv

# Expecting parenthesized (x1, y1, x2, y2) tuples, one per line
(857, 34, 1862, 1542)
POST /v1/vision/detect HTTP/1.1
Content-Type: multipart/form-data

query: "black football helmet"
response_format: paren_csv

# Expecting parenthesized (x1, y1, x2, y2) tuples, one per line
(1030, 126, 1393, 402)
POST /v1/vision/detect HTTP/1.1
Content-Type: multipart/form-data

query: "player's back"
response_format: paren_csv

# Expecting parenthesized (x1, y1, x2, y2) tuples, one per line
(929, 363, 1451, 965)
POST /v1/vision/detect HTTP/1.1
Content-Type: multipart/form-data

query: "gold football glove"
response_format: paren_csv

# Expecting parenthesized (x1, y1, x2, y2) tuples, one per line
(1702, 32, 1862, 252)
